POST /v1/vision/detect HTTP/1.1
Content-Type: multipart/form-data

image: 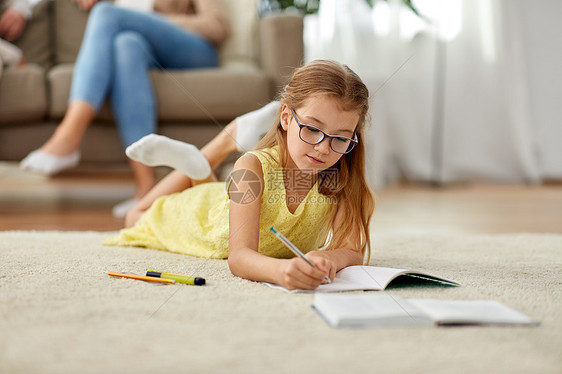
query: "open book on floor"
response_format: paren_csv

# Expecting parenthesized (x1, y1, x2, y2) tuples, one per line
(265, 265, 459, 293)
(312, 294, 540, 328)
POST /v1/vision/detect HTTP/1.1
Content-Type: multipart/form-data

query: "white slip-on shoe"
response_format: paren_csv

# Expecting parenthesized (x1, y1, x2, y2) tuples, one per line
(20, 149, 81, 175)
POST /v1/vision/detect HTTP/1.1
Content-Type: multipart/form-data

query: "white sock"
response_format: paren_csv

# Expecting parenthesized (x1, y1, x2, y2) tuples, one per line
(235, 101, 281, 152)
(126, 134, 211, 181)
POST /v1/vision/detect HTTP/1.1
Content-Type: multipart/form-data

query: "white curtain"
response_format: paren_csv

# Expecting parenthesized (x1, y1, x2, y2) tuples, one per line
(304, 0, 561, 188)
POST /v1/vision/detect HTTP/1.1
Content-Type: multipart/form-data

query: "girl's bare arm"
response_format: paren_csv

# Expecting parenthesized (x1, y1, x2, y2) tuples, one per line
(227, 154, 329, 290)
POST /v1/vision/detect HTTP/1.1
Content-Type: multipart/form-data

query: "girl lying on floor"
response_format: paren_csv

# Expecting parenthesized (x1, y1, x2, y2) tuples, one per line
(105, 60, 375, 290)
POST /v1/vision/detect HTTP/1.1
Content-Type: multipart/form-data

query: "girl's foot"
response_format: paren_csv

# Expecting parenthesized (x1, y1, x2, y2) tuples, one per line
(126, 134, 211, 181)
(235, 101, 280, 151)
(20, 149, 81, 175)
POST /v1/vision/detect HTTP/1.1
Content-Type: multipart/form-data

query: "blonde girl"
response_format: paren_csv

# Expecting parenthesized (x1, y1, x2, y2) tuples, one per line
(105, 60, 375, 290)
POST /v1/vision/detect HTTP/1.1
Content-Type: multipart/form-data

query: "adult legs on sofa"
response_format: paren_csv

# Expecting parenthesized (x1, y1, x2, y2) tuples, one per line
(19, 2, 221, 216)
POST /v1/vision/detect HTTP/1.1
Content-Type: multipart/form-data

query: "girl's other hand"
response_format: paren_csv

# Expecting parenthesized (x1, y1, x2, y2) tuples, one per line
(306, 251, 337, 282)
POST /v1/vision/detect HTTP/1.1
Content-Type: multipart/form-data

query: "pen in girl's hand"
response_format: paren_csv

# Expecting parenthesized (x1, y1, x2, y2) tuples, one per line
(269, 226, 332, 284)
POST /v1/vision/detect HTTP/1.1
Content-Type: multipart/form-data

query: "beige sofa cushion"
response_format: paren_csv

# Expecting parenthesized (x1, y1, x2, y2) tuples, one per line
(0, 64, 47, 123)
(53, 0, 89, 64)
(218, 0, 259, 64)
(151, 63, 270, 121)
(48, 63, 270, 121)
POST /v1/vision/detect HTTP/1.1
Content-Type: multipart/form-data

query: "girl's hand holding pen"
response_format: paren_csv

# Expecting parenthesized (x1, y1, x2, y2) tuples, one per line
(306, 251, 338, 281)
(276, 253, 336, 290)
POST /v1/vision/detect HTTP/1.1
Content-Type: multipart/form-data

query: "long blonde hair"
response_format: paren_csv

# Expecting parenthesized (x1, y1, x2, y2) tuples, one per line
(256, 60, 375, 263)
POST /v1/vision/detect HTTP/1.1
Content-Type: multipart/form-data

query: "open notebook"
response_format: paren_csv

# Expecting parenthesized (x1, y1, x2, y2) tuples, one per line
(312, 294, 540, 328)
(264, 265, 459, 293)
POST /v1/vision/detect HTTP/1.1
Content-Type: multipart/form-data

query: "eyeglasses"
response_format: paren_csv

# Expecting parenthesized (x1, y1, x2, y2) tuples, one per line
(290, 108, 358, 154)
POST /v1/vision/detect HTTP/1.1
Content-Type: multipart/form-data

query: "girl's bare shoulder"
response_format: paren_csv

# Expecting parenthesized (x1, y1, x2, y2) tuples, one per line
(234, 153, 262, 174)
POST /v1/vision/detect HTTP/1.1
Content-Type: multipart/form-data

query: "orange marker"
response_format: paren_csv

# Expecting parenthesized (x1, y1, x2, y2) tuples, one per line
(107, 272, 175, 284)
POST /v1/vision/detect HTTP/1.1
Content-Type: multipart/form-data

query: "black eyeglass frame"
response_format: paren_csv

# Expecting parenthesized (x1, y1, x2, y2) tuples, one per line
(290, 108, 359, 154)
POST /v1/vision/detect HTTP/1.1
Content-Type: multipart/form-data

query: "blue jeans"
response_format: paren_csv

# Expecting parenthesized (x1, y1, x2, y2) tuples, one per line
(69, 2, 219, 147)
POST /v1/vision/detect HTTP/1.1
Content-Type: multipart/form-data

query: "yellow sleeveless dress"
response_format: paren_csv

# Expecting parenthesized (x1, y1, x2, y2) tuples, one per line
(104, 146, 334, 259)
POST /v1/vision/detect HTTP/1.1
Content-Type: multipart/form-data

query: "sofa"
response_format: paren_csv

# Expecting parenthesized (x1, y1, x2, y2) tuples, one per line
(0, 0, 303, 167)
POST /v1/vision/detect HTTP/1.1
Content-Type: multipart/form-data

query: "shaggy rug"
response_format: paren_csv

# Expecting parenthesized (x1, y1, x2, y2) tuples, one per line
(0, 231, 560, 374)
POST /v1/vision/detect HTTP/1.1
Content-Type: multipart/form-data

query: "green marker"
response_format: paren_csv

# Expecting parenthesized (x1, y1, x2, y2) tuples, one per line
(146, 270, 205, 286)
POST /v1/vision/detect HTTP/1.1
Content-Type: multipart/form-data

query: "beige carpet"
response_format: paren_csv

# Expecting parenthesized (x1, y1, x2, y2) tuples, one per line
(0, 231, 560, 374)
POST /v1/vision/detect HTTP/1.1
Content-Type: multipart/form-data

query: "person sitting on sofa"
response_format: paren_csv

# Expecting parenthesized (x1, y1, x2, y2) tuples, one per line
(20, 0, 230, 217)
(0, 0, 31, 43)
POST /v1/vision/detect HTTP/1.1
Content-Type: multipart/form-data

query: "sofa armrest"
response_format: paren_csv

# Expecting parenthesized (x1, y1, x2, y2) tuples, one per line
(259, 13, 303, 98)
(13, 0, 53, 69)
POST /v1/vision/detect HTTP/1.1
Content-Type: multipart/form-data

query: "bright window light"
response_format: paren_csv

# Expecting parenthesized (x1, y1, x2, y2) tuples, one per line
(372, 1, 391, 37)
(414, 0, 462, 41)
